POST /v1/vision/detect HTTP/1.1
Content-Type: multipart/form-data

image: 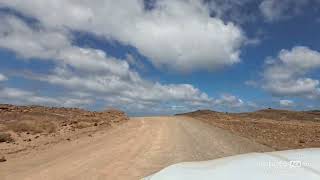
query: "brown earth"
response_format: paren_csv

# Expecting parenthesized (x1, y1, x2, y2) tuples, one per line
(178, 109, 320, 150)
(0, 116, 271, 180)
(0, 104, 128, 156)
(2, 106, 318, 179)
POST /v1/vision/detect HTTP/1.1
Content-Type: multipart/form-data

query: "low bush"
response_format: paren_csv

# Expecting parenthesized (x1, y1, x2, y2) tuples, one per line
(74, 121, 92, 129)
(0, 132, 14, 143)
(7, 120, 57, 134)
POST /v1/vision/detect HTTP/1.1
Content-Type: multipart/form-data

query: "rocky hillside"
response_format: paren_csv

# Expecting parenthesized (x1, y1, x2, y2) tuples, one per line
(178, 109, 320, 150)
(0, 104, 128, 158)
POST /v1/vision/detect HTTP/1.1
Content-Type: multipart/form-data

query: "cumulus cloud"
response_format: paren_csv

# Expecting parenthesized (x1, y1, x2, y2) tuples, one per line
(214, 94, 244, 108)
(0, 14, 215, 113)
(211, 94, 261, 112)
(0, 0, 245, 72)
(263, 46, 320, 99)
(0, 87, 92, 107)
(0, 73, 8, 81)
(259, 0, 311, 22)
(0, 16, 130, 76)
(207, 0, 319, 24)
(279, 99, 295, 107)
(0, 1, 263, 114)
(207, 0, 258, 24)
(40, 67, 211, 104)
(0, 15, 70, 59)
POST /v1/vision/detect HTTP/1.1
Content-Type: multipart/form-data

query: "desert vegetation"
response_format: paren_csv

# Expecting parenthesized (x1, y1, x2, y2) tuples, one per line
(6, 119, 57, 134)
(0, 132, 13, 143)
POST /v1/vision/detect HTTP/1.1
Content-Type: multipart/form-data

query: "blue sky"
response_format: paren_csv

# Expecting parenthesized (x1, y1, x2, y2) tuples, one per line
(0, 0, 320, 116)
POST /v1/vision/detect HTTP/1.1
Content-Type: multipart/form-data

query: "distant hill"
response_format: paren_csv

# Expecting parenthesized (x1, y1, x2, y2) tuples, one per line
(177, 108, 320, 122)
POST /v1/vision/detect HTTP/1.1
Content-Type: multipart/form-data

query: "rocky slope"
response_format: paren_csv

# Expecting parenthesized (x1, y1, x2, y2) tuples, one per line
(0, 104, 128, 159)
(178, 109, 320, 150)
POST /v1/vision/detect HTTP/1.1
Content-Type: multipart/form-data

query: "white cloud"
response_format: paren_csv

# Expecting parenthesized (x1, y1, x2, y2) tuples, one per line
(259, 0, 283, 22)
(265, 78, 320, 97)
(214, 94, 244, 108)
(278, 46, 320, 70)
(0, 73, 8, 81)
(0, 15, 214, 113)
(279, 99, 295, 107)
(245, 80, 258, 87)
(0, 0, 245, 72)
(211, 94, 261, 112)
(0, 87, 92, 107)
(33, 54, 212, 113)
(126, 54, 145, 71)
(0, 16, 130, 76)
(0, 2, 262, 114)
(39, 66, 212, 107)
(0, 15, 70, 59)
(263, 46, 320, 99)
(259, 0, 311, 22)
(207, 0, 258, 24)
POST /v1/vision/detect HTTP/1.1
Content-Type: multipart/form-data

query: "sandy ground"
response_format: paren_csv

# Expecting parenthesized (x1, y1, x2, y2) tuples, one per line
(182, 110, 320, 150)
(0, 116, 272, 180)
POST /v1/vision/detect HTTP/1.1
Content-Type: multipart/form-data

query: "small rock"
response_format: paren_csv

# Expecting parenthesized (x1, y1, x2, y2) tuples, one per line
(0, 156, 6, 162)
(88, 134, 93, 137)
(34, 136, 40, 139)
(94, 122, 98, 126)
(66, 138, 71, 141)
(27, 138, 32, 142)
(299, 139, 306, 144)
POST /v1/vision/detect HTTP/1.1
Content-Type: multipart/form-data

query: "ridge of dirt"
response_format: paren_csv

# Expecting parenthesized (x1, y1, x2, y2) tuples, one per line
(178, 109, 320, 150)
(0, 104, 128, 157)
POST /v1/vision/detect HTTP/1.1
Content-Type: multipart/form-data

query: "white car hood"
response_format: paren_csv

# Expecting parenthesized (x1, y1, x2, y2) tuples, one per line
(143, 148, 320, 180)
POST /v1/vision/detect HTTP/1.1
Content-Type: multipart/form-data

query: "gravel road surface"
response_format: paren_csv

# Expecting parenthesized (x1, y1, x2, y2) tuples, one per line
(0, 116, 272, 180)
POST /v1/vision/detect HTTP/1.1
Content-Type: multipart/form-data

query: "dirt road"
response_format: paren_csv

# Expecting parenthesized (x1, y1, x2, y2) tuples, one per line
(0, 116, 272, 180)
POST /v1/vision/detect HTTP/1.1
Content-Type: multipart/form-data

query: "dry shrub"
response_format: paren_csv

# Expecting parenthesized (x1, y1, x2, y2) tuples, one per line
(0, 124, 8, 132)
(0, 132, 14, 143)
(74, 121, 92, 129)
(7, 120, 57, 134)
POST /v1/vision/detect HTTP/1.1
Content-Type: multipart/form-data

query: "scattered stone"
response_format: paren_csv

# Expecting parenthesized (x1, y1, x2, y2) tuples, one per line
(299, 140, 306, 144)
(0, 156, 6, 162)
(66, 138, 71, 141)
(35, 135, 40, 139)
